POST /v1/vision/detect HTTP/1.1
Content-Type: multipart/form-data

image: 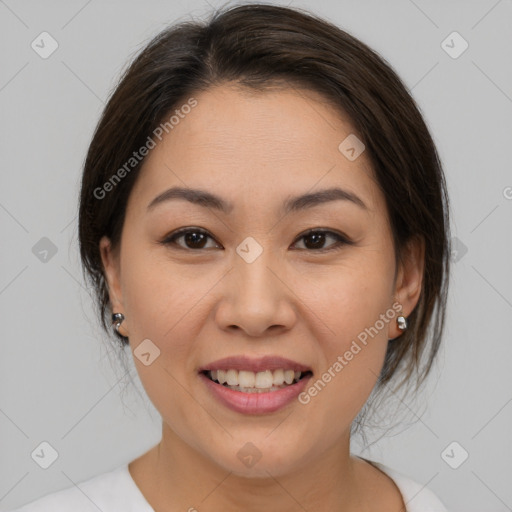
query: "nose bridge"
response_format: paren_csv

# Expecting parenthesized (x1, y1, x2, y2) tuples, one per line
(234, 237, 280, 308)
(219, 235, 295, 335)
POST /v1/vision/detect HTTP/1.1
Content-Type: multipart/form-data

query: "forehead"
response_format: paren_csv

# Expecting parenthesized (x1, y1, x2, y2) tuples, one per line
(166, 84, 359, 159)
(130, 84, 383, 216)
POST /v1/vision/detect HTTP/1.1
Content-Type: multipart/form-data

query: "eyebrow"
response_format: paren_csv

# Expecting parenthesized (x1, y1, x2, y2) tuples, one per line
(146, 186, 367, 214)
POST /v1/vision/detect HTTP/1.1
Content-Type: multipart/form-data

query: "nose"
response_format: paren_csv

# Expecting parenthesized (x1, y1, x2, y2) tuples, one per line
(214, 248, 297, 337)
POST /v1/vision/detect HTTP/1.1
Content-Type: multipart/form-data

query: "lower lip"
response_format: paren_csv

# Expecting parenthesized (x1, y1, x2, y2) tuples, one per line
(199, 372, 312, 414)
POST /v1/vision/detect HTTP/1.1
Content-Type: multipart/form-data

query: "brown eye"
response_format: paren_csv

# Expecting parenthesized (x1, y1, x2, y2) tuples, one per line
(162, 228, 220, 250)
(161, 227, 351, 252)
(292, 230, 351, 252)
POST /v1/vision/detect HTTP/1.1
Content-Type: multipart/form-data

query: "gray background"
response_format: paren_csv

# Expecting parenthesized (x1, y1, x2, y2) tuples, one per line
(1, 0, 511, 510)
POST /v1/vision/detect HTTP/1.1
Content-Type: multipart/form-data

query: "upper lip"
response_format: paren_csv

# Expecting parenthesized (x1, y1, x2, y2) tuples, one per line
(199, 355, 312, 374)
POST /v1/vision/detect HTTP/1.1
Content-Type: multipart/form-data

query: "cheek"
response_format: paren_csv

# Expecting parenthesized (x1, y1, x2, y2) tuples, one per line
(296, 249, 395, 344)
(120, 244, 223, 380)
(293, 247, 394, 411)
(119, 251, 206, 421)
(296, 291, 392, 440)
(121, 241, 198, 330)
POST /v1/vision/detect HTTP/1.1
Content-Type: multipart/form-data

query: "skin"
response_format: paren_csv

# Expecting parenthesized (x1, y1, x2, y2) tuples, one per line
(100, 83, 424, 511)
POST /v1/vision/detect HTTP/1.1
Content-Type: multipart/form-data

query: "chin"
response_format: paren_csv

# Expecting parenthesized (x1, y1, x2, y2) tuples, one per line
(202, 435, 311, 479)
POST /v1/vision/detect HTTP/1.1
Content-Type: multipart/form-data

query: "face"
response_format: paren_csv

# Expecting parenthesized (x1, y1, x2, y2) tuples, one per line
(100, 84, 424, 478)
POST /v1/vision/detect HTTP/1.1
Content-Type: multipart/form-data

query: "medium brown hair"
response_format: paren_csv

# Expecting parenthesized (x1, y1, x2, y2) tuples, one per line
(78, 3, 451, 394)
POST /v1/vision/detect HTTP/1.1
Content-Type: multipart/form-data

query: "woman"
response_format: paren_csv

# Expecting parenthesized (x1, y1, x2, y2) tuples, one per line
(10, 3, 451, 511)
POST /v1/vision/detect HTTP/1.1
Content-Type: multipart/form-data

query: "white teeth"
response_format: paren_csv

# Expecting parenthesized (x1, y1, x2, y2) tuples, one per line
(284, 369, 294, 385)
(255, 370, 274, 389)
(226, 369, 238, 386)
(238, 370, 255, 388)
(273, 369, 285, 386)
(207, 368, 306, 389)
(217, 369, 227, 384)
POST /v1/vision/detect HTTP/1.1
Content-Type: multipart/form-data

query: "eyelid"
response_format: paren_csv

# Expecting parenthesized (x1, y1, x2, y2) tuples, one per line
(161, 227, 221, 250)
(291, 228, 352, 252)
(160, 227, 352, 252)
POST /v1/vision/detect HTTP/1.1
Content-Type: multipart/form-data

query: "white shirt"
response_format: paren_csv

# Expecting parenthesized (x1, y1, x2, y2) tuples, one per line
(8, 460, 449, 511)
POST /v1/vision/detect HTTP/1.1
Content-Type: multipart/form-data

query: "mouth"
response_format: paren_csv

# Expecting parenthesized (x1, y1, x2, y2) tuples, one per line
(198, 355, 314, 413)
(200, 368, 314, 393)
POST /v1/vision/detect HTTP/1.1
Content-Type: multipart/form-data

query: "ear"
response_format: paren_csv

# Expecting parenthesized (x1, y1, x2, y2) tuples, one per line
(389, 235, 425, 339)
(99, 236, 129, 337)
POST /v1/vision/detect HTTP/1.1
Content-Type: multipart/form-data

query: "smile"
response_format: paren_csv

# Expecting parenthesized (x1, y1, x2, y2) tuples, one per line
(203, 369, 312, 393)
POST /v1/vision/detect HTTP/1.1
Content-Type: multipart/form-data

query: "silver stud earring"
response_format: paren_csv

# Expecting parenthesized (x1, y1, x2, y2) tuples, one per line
(111, 312, 128, 342)
(397, 308, 408, 331)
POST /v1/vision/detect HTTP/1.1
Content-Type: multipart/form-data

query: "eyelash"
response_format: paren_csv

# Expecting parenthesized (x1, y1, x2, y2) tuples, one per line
(160, 227, 352, 253)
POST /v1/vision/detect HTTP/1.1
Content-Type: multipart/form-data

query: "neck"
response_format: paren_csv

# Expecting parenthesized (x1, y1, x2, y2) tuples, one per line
(129, 422, 376, 512)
